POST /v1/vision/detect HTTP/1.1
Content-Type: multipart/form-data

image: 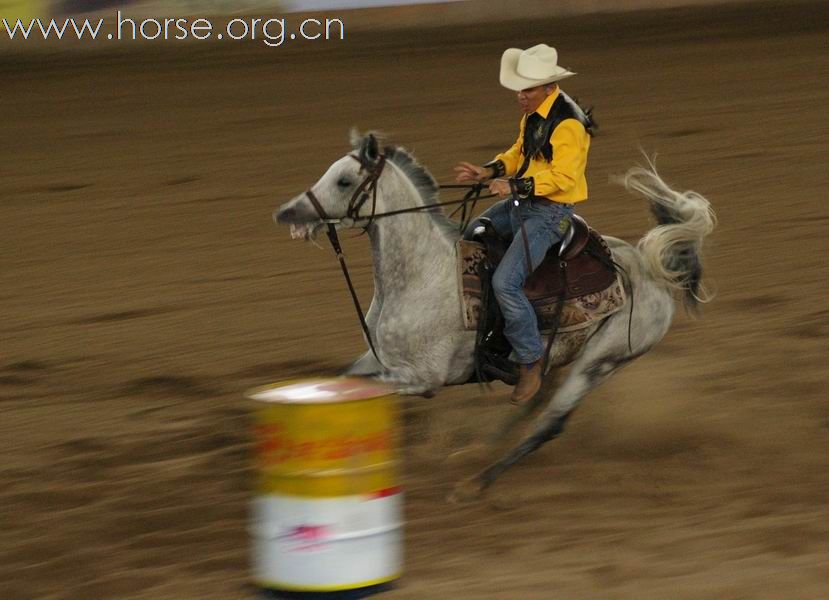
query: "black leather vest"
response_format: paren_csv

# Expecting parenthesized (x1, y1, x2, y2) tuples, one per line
(521, 91, 594, 168)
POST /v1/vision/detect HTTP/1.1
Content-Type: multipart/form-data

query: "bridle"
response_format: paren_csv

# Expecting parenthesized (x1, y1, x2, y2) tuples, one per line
(297, 152, 495, 369)
(304, 154, 387, 226)
(298, 154, 389, 365)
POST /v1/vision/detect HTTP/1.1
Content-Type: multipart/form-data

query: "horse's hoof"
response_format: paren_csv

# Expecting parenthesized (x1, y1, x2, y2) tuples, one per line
(447, 477, 485, 504)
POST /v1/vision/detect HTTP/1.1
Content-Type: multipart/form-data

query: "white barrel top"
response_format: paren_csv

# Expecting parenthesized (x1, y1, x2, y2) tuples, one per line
(247, 377, 393, 405)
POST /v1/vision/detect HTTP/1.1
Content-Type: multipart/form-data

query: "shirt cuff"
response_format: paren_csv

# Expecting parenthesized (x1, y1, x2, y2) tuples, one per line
(483, 159, 506, 178)
(509, 176, 534, 199)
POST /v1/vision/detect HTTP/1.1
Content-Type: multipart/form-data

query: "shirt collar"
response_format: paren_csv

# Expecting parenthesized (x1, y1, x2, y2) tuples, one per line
(533, 87, 561, 119)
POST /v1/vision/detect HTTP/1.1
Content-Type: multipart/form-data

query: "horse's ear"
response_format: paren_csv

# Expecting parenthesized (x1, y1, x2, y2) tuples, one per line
(359, 132, 381, 166)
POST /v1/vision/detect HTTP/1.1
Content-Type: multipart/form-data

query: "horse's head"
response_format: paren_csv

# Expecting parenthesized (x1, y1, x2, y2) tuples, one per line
(274, 130, 387, 239)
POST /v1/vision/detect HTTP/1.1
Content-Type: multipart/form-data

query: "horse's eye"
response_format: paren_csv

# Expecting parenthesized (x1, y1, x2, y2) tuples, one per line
(337, 177, 352, 188)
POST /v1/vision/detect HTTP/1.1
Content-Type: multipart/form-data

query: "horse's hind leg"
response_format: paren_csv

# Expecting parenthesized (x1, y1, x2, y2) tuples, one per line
(450, 345, 643, 502)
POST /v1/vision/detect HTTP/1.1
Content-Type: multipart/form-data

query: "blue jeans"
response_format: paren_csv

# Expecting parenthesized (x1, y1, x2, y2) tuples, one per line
(465, 197, 574, 364)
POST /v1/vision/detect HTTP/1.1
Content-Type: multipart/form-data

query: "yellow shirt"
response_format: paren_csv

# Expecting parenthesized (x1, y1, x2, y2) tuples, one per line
(494, 88, 591, 204)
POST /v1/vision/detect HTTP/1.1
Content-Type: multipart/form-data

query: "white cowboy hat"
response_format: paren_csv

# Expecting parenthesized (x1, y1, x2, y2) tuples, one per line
(499, 44, 576, 91)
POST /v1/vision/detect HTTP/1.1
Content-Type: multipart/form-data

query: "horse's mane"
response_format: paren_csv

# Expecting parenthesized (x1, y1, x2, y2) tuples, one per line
(383, 144, 460, 240)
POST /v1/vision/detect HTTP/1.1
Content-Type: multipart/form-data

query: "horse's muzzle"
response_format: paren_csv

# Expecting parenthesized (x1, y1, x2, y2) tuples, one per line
(273, 200, 317, 225)
(273, 205, 295, 224)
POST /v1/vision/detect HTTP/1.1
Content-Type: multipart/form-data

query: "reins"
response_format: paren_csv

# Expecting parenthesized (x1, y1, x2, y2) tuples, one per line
(308, 156, 496, 229)
(302, 153, 497, 369)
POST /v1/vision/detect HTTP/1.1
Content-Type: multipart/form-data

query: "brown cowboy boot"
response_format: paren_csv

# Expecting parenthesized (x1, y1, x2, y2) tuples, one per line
(511, 360, 542, 405)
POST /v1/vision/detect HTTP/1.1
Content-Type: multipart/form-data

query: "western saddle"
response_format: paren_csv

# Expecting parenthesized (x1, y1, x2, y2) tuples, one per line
(473, 214, 616, 303)
(468, 214, 618, 385)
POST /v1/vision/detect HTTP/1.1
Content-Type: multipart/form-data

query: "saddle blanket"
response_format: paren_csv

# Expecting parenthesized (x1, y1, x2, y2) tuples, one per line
(457, 240, 627, 333)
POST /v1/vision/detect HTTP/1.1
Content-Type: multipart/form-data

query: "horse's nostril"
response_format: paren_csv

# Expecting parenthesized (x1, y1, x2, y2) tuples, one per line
(274, 207, 295, 224)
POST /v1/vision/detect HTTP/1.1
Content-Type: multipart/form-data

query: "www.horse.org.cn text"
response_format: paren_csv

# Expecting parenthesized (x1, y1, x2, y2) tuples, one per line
(2, 11, 346, 47)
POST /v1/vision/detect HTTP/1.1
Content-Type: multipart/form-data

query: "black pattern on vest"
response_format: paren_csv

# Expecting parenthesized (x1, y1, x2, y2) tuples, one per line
(520, 91, 594, 172)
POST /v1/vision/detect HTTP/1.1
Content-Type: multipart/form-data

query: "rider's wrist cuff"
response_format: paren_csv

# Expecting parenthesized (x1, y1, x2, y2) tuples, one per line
(483, 160, 506, 179)
(510, 176, 534, 199)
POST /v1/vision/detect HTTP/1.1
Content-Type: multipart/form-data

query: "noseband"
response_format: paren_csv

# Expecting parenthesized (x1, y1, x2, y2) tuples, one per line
(304, 154, 387, 226)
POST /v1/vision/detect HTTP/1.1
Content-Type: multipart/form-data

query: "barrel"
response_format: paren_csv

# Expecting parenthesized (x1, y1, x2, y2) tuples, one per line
(246, 377, 403, 598)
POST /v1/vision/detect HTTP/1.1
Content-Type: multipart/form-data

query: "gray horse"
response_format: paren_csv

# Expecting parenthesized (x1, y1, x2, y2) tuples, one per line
(274, 131, 715, 498)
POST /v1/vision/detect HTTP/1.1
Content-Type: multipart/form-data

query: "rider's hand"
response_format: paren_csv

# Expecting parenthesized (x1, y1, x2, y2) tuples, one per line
(488, 179, 511, 197)
(454, 161, 492, 184)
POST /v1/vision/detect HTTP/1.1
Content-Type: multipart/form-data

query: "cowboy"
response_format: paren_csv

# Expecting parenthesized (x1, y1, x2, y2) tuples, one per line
(454, 44, 594, 405)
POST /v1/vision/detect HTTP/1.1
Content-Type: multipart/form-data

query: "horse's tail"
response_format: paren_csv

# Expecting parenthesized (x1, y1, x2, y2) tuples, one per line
(623, 161, 716, 311)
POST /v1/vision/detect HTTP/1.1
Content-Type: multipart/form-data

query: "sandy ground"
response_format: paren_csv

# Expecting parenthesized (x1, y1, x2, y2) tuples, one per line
(2, 2, 829, 598)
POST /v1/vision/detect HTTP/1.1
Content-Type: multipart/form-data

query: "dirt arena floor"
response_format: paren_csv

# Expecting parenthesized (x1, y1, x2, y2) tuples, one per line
(2, 2, 828, 598)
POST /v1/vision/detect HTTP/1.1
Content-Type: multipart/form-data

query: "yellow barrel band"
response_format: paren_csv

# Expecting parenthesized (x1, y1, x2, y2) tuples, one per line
(256, 573, 402, 592)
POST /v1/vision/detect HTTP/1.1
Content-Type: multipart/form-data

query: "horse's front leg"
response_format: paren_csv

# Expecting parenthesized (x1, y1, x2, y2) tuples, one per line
(445, 368, 557, 466)
(340, 353, 436, 396)
(376, 371, 437, 398)
(341, 350, 383, 377)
